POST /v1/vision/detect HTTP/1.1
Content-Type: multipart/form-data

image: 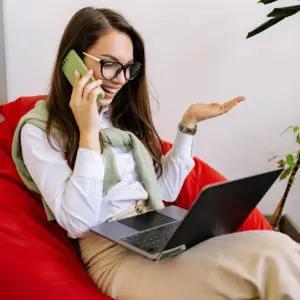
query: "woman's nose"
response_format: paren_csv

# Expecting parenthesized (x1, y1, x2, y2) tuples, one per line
(112, 70, 127, 85)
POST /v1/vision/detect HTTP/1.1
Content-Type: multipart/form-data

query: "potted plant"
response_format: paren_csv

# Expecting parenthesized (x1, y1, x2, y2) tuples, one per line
(247, 0, 300, 241)
(268, 127, 300, 241)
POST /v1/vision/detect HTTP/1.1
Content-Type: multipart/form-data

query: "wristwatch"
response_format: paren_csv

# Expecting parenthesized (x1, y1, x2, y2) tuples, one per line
(178, 122, 197, 135)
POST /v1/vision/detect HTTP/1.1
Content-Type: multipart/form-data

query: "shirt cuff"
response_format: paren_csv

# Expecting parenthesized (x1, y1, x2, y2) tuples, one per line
(171, 130, 194, 161)
(73, 148, 104, 179)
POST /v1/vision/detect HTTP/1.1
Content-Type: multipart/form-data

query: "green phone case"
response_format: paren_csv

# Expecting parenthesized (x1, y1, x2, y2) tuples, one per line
(62, 49, 105, 101)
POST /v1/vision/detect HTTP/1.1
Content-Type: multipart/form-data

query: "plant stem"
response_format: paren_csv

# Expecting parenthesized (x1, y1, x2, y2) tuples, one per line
(271, 150, 300, 229)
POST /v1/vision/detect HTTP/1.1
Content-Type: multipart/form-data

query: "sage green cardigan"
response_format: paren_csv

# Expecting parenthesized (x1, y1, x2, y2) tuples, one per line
(12, 100, 164, 221)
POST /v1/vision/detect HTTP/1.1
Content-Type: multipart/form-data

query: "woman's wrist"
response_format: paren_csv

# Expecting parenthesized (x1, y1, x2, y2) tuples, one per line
(79, 130, 101, 154)
(180, 113, 197, 129)
(179, 110, 197, 135)
(180, 120, 197, 129)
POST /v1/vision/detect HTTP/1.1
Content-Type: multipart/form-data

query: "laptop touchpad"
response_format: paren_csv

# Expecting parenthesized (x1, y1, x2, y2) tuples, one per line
(118, 211, 175, 231)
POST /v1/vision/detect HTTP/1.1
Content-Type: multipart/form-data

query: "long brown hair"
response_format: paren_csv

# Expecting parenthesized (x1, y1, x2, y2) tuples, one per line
(46, 7, 163, 176)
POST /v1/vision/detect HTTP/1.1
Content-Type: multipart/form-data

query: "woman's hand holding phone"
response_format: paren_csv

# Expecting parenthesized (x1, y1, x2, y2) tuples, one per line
(69, 69, 103, 153)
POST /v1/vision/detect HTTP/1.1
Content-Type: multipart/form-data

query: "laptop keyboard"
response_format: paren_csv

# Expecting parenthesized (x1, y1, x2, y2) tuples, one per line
(121, 221, 180, 254)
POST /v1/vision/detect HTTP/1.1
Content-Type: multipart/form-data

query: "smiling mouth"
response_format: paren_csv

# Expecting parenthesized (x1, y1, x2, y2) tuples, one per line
(102, 86, 117, 96)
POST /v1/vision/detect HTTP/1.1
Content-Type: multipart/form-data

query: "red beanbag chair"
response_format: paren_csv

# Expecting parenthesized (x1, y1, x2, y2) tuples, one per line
(0, 96, 271, 300)
(0, 96, 110, 300)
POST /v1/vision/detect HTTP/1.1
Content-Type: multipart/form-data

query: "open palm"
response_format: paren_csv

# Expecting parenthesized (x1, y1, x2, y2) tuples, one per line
(182, 96, 245, 126)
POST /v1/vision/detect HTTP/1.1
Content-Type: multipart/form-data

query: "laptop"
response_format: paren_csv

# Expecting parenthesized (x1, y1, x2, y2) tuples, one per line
(91, 168, 282, 261)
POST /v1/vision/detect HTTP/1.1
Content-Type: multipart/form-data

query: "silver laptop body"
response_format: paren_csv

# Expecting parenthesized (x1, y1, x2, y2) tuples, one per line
(91, 169, 282, 261)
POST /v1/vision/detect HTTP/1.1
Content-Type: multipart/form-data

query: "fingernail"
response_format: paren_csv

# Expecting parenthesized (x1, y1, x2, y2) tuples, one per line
(74, 70, 79, 76)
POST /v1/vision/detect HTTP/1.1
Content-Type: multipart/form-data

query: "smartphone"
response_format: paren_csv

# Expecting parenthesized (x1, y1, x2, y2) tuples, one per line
(62, 49, 105, 102)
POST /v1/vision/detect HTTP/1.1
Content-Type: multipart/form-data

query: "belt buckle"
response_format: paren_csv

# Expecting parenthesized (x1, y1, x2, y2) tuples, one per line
(135, 200, 147, 214)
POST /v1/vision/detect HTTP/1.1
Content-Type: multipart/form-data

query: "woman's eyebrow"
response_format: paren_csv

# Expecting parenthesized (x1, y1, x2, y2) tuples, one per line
(101, 54, 134, 64)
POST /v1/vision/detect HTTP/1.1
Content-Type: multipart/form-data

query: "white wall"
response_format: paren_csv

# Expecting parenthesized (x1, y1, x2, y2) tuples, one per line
(0, 0, 7, 103)
(3, 0, 300, 226)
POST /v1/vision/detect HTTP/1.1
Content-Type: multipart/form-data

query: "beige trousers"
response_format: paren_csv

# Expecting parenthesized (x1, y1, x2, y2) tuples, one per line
(79, 230, 300, 300)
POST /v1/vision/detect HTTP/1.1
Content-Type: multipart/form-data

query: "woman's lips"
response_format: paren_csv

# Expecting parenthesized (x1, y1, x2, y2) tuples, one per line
(102, 86, 118, 97)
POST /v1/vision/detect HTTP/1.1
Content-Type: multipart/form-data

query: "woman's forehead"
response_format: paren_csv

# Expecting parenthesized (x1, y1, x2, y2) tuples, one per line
(92, 30, 134, 64)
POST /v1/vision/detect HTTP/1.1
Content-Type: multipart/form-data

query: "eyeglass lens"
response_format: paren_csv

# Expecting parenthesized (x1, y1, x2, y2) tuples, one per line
(101, 61, 141, 80)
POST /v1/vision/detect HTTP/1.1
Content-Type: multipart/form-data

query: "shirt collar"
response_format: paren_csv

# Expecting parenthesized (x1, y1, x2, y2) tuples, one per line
(99, 105, 112, 118)
(99, 105, 112, 124)
(101, 105, 110, 114)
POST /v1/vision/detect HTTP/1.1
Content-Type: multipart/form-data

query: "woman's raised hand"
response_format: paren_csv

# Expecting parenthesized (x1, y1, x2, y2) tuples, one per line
(180, 96, 246, 128)
(69, 70, 103, 134)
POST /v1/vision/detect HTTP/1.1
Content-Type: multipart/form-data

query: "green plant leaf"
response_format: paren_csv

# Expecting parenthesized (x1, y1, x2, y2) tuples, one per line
(247, 16, 285, 38)
(247, 3, 300, 38)
(279, 167, 292, 180)
(281, 125, 292, 136)
(258, 0, 279, 4)
(286, 154, 295, 167)
(293, 126, 299, 134)
(297, 133, 300, 144)
(267, 6, 300, 18)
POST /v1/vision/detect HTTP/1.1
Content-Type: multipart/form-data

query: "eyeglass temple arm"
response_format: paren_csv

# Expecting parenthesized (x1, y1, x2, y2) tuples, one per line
(82, 52, 101, 62)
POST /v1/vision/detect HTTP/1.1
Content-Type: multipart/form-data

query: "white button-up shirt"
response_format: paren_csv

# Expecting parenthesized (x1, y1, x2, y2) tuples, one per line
(20, 105, 195, 238)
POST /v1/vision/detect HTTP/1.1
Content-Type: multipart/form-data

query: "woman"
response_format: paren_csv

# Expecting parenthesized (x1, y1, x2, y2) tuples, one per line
(13, 7, 300, 300)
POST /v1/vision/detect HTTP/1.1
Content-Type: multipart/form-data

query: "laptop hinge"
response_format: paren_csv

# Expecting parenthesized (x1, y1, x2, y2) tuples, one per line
(156, 245, 186, 261)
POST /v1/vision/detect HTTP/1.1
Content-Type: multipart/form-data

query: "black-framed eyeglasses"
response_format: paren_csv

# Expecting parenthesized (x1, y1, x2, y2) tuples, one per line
(82, 52, 142, 81)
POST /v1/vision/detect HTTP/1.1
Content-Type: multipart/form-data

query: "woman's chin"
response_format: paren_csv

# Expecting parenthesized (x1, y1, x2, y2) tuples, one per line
(98, 97, 113, 107)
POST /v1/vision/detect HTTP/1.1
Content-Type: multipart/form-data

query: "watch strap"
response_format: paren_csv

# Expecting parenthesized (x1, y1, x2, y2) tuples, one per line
(178, 122, 197, 135)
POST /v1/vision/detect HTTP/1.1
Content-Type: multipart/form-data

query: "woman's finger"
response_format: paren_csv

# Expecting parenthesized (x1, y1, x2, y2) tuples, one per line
(70, 70, 81, 106)
(222, 96, 246, 113)
(88, 86, 103, 103)
(82, 79, 102, 103)
(73, 70, 80, 85)
(73, 70, 93, 101)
